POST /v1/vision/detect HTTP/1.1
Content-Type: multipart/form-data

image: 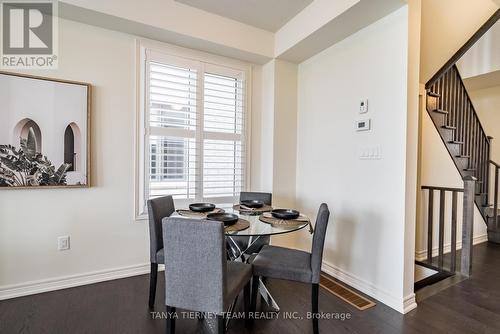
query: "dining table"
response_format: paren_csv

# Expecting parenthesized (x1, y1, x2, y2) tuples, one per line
(172, 205, 312, 312)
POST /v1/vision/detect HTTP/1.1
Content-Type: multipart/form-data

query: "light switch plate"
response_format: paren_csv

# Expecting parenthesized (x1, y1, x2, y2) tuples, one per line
(359, 145, 382, 160)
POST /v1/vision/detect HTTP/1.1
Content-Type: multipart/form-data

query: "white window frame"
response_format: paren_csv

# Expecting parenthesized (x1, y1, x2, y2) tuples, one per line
(134, 39, 252, 221)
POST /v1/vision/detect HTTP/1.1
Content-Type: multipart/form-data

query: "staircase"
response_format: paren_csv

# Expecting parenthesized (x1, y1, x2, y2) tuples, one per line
(425, 64, 500, 243)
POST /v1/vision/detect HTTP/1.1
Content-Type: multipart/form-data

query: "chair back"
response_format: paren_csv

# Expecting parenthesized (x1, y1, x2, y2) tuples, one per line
(163, 217, 227, 314)
(147, 195, 175, 263)
(311, 203, 330, 284)
(240, 191, 272, 205)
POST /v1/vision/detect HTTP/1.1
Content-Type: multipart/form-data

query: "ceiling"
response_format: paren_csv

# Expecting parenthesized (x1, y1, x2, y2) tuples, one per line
(175, 0, 314, 32)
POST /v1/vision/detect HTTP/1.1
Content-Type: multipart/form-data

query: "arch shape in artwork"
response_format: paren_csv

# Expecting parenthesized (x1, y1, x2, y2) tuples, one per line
(13, 118, 42, 153)
(64, 122, 82, 172)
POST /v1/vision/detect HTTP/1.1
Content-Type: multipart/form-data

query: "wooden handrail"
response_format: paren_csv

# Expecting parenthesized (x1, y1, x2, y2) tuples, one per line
(426, 9, 500, 89)
(490, 160, 500, 169)
(421, 185, 464, 192)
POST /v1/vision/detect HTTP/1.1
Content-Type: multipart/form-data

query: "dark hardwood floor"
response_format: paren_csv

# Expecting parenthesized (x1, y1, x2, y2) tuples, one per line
(1, 242, 500, 334)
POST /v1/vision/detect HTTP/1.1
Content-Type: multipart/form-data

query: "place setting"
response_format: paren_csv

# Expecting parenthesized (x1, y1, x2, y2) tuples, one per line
(233, 199, 273, 215)
(260, 208, 314, 234)
(177, 203, 250, 232)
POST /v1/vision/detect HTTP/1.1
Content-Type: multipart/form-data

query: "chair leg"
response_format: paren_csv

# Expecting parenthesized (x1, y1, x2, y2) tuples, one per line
(260, 277, 268, 302)
(250, 276, 260, 314)
(312, 283, 319, 334)
(217, 314, 226, 334)
(244, 281, 251, 328)
(166, 306, 176, 334)
(149, 263, 158, 309)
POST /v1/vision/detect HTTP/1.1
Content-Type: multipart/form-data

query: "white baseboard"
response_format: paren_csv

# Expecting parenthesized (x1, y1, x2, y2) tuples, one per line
(415, 234, 488, 261)
(1, 259, 420, 315)
(403, 293, 417, 313)
(321, 260, 412, 314)
(0, 263, 163, 301)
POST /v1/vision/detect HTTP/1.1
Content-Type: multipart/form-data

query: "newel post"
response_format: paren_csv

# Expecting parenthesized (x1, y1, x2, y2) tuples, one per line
(461, 176, 477, 277)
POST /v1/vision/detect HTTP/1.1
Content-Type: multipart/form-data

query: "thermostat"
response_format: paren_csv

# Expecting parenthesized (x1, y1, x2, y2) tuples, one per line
(359, 99, 368, 114)
(356, 119, 371, 132)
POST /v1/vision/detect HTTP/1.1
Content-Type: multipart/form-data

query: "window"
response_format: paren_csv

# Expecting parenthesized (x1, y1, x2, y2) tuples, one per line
(137, 47, 249, 217)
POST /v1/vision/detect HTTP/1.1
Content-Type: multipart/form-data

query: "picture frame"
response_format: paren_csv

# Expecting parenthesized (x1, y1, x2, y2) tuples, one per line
(0, 71, 91, 189)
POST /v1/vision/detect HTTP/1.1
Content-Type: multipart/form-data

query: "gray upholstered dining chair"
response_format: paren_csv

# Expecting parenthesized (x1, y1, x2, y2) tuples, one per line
(147, 195, 175, 309)
(163, 218, 252, 334)
(231, 192, 272, 257)
(250, 203, 330, 334)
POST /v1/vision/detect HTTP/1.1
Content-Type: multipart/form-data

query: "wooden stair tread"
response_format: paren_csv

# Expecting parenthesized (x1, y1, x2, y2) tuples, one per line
(456, 155, 470, 158)
(442, 125, 457, 130)
(428, 91, 441, 98)
(449, 140, 464, 145)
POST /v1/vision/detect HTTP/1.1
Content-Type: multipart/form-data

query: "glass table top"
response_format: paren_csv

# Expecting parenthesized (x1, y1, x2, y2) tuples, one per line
(172, 207, 310, 237)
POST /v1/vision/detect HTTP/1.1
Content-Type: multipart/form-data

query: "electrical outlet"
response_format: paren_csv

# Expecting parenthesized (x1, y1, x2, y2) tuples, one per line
(58, 236, 70, 251)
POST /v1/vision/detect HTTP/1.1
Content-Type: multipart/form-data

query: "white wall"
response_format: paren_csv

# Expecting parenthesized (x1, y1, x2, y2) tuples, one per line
(469, 85, 500, 163)
(272, 60, 298, 209)
(420, 0, 498, 83)
(469, 85, 500, 200)
(456, 21, 500, 79)
(0, 19, 148, 293)
(403, 0, 421, 309)
(0, 18, 266, 297)
(250, 62, 274, 192)
(295, 7, 410, 312)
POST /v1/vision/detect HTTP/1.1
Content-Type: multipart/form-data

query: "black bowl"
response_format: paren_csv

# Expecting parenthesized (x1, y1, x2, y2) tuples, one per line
(189, 203, 216, 213)
(240, 200, 264, 208)
(271, 209, 300, 220)
(206, 213, 239, 226)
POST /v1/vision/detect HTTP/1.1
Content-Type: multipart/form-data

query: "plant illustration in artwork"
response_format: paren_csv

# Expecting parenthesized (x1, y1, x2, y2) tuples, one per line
(0, 127, 71, 187)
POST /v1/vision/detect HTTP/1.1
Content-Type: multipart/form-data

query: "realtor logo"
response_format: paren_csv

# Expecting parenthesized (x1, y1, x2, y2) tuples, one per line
(1, 0, 58, 69)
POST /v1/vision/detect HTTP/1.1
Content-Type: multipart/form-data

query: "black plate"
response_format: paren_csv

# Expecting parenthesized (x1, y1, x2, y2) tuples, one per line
(240, 200, 264, 208)
(271, 209, 300, 220)
(206, 213, 239, 226)
(189, 203, 216, 213)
